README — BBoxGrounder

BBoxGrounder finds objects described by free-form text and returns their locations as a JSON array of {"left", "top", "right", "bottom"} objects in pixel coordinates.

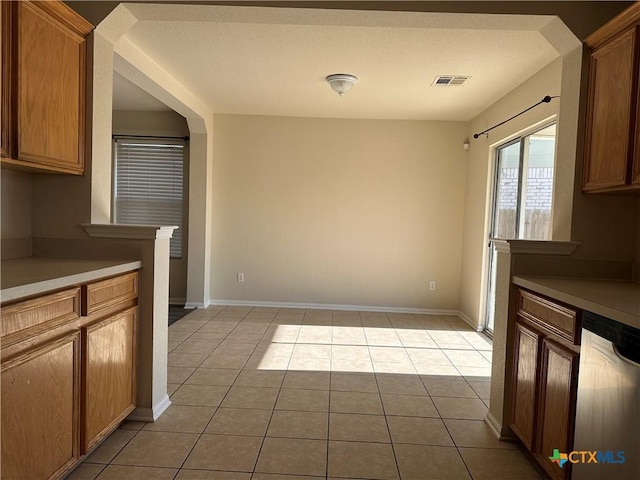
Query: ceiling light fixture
[{"left": 326, "top": 73, "right": 358, "bottom": 97}]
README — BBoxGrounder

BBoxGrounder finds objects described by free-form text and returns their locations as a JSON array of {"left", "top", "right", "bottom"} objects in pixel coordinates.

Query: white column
[
  {"left": 185, "top": 129, "right": 212, "bottom": 308},
  {"left": 486, "top": 240, "right": 515, "bottom": 437},
  {"left": 83, "top": 224, "right": 177, "bottom": 421},
  {"left": 485, "top": 239, "right": 579, "bottom": 437}
]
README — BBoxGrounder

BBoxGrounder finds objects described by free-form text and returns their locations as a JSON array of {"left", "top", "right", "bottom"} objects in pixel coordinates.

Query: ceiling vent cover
[{"left": 432, "top": 75, "right": 470, "bottom": 86}]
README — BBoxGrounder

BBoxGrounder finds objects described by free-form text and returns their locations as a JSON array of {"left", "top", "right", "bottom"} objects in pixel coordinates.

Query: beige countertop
[
  {"left": 513, "top": 276, "right": 640, "bottom": 330},
  {"left": 1, "top": 257, "right": 142, "bottom": 303}
]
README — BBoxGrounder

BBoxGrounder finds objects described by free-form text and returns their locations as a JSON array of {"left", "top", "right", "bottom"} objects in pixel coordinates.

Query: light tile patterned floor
[{"left": 70, "top": 306, "right": 543, "bottom": 480}]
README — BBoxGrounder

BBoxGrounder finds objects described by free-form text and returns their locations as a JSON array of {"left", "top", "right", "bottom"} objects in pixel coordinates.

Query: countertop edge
[
  {"left": 1, "top": 260, "right": 142, "bottom": 304},
  {"left": 513, "top": 276, "right": 640, "bottom": 330}
]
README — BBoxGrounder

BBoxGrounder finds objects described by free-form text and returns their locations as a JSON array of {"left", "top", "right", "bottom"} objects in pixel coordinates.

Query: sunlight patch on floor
[{"left": 256, "top": 325, "right": 492, "bottom": 377}]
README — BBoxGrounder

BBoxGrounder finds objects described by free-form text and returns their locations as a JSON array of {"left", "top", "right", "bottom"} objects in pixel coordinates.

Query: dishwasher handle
[
  {"left": 614, "top": 342, "right": 640, "bottom": 365},
  {"left": 582, "top": 311, "right": 640, "bottom": 364}
]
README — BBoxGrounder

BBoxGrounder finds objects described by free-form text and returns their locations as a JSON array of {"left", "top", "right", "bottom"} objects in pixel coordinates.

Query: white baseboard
[
  {"left": 457, "top": 310, "right": 483, "bottom": 332},
  {"left": 485, "top": 411, "right": 518, "bottom": 442},
  {"left": 485, "top": 411, "right": 503, "bottom": 438},
  {"left": 127, "top": 395, "right": 171, "bottom": 422},
  {"left": 184, "top": 300, "right": 211, "bottom": 309},
  {"left": 208, "top": 298, "right": 462, "bottom": 316}
]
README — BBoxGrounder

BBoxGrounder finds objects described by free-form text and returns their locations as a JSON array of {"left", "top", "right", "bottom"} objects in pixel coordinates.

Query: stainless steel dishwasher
[{"left": 572, "top": 311, "right": 640, "bottom": 480}]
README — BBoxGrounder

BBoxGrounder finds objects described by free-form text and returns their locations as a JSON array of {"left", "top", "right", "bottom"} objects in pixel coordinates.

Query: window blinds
[{"left": 113, "top": 138, "right": 185, "bottom": 258}]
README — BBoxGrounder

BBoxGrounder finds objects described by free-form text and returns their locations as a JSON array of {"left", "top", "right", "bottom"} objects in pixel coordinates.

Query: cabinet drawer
[
  {"left": 1, "top": 287, "right": 81, "bottom": 338},
  {"left": 82, "top": 272, "right": 138, "bottom": 315},
  {"left": 517, "top": 289, "right": 579, "bottom": 344}
]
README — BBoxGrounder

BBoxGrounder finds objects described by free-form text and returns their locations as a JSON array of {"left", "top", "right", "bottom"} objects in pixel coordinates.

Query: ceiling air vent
[{"left": 432, "top": 75, "right": 470, "bottom": 86}]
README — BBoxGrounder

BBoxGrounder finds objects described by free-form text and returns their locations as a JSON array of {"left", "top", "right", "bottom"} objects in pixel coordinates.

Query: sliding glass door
[{"left": 485, "top": 123, "right": 556, "bottom": 333}]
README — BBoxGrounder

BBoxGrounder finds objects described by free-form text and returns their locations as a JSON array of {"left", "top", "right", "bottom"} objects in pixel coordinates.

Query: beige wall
[
  {"left": 570, "top": 190, "right": 639, "bottom": 262},
  {"left": 112, "top": 110, "right": 189, "bottom": 138},
  {"left": 210, "top": 114, "right": 468, "bottom": 310},
  {"left": 31, "top": 171, "right": 93, "bottom": 240},
  {"left": 459, "top": 59, "right": 562, "bottom": 328},
  {"left": 1, "top": 170, "right": 33, "bottom": 258},
  {"left": 112, "top": 110, "right": 190, "bottom": 302}
]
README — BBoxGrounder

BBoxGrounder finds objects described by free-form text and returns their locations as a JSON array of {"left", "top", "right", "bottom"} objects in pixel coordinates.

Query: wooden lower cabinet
[
  {"left": 0, "top": 271, "right": 139, "bottom": 480},
  {"left": 83, "top": 307, "right": 137, "bottom": 451},
  {"left": 510, "top": 322, "right": 541, "bottom": 450},
  {"left": 535, "top": 340, "right": 579, "bottom": 480},
  {"left": 1, "top": 331, "right": 81, "bottom": 480},
  {"left": 510, "top": 288, "right": 580, "bottom": 480}
]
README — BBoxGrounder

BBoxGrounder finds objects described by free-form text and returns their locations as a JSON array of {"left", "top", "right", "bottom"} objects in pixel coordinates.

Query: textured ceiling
[{"left": 112, "top": 5, "right": 561, "bottom": 120}]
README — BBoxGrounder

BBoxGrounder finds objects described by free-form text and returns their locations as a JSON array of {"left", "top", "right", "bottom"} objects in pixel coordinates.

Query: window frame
[
  {"left": 489, "top": 120, "right": 557, "bottom": 241},
  {"left": 485, "top": 120, "right": 557, "bottom": 334}
]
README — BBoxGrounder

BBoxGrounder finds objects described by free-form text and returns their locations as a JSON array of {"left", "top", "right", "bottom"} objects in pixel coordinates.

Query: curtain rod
[
  {"left": 473, "top": 95, "right": 560, "bottom": 140},
  {"left": 113, "top": 134, "right": 189, "bottom": 141}
]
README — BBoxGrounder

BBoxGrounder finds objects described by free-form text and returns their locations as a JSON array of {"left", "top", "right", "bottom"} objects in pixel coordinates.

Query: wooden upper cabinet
[
  {"left": 584, "top": 28, "right": 636, "bottom": 191},
  {"left": 1, "top": 1, "right": 92, "bottom": 174},
  {"left": 583, "top": 3, "right": 640, "bottom": 193},
  {"left": 1, "top": 2, "right": 13, "bottom": 159}
]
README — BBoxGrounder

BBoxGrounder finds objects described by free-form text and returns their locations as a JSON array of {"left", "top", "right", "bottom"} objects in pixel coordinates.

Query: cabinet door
[
  {"left": 83, "top": 308, "right": 137, "bottom": 451},
  {"left": 14, "top": 1, "right": 89, "bottom": 174},
  {"left": 583, "top": 27, "right": 637, "bottom": 192},
  {"left": 1, "top": 331, "right": 81, "bottom": 480},
  {"left": 535, "top": 339, "right": 578, "bottom": 480},
  {"left": 631, "top": 65, "right": 640, "bottom": 186},
  {"left": 510, "top": 321, "right": 541, "bottom": 450},
  {"left": 0, "top": 1, "right": 14, "bottom": 159}
]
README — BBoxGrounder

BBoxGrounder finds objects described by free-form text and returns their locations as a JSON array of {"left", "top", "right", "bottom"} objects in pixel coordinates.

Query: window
[
  {"left": 485, "top": 123, "right": 556, "bottom": 333},
  {"left": 113, "top": 137, "right": 185, "bottom": 258},
  {"left": 492, "top": 123, "right": 556, "bottom": 241}
]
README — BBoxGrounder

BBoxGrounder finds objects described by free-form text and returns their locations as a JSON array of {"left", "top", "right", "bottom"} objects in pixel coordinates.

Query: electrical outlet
[
  {"left": 237, "top": 273, "right": 245, "bottom": 282},
  {"left": 429, "top": 281, "right": 436, "bottom": 291}
]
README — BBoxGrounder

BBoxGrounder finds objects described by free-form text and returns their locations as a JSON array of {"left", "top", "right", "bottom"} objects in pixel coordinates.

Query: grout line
[
  {"left": 441, "top": 417, "right": 476, "bottom": 480},
  {"left": 86, "top": 423, "right": 144, "bottom": 472},
  {"left": 250, "top": 308, "right": 294, "bottom": 475},
  {"left": 325, "top": 309, "right": 334, "bottom": 480},
  {"left": 95, "top": 464, "right": 108, "bottom": 479},
  {"left": 172, "top": 307, "right": 265, "bottom": 475},
  {"left": 103, "top": 306, "right": 498, "bottom": 479},
  {"left": 369, "top": 311, "right": 402, "bottom": 480}
]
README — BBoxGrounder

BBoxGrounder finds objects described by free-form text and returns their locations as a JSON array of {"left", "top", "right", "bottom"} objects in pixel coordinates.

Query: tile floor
[{"left": 70, "top": 306, "right": 543, "bottom": 480}]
